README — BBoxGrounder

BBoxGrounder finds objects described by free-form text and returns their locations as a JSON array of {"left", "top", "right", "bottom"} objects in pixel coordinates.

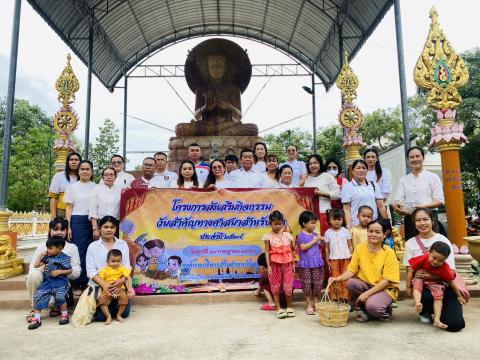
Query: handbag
[
  {"left": 414, "top": 236, "right": 470, "bottom": 303},
  {"left": 71, "top": 286, "right": 97, "bottom": 327}
]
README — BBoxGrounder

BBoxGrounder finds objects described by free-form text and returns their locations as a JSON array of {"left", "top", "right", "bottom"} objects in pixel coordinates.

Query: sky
[{"left": 0, "top": 0, "right": 479, "bottom": 169}]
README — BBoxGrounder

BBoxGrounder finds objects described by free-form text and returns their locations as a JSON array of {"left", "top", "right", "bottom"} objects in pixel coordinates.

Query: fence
[{"left": 8, "top": 211, "right": 50, "bottom": 237}]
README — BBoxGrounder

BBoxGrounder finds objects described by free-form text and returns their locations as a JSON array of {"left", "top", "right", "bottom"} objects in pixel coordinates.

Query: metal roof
[{"left": 27, "top": 0, "right": 393, "bottom": 91}]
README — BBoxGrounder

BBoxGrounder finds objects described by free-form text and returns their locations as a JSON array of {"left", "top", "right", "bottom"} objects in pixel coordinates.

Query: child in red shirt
[{"left": 406, "top": 241, "right": 466, "bottom": 329}]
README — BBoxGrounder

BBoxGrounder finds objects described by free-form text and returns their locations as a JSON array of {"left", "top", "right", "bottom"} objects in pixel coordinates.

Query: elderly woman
[
  {"left": 90, "top": 167, "right": 122, "bottom": 239},
  {"left": 403, "top": 208, "right": 465, "bottom": 332},
  {"left": 329, "top": 219, "right": 400, "bottom": 322},
  {"left": 342, "top": 159, "right": 388, "bottom": 228},
  {"left": 86, "top": 216, "right": 134, "bottom": 322},
  {"left": 392, "top": 146, "right": 444, "bottom": 241}
]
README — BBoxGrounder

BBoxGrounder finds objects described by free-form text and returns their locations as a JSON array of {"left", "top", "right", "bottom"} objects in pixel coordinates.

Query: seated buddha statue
[{"left": 175, "top": 38, "right": 258, "bottom": 137}]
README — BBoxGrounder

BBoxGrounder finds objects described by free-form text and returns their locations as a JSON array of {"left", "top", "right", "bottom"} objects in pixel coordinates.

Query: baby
[
  {"left": 406, "top": 241, "right": 466, "bottom": 329},
  {"left": 97, "top": 249, "right": 131, "bottom": 324}
]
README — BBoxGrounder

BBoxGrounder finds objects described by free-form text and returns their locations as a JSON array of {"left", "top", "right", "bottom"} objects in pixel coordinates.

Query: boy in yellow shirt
[
  {"left": 97, "top": 249, "right": 131, "bottom": 324},
  {"left": 350, "top": 205, "right": 373, "bottom": 248}
]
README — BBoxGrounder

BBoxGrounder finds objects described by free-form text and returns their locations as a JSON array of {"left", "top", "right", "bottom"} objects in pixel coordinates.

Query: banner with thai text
[{"left": 120, "top": 188, "right": 317, "bottom": 294}]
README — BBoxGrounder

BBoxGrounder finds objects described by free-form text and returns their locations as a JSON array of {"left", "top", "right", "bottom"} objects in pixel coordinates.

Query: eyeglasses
[
  {"left": 143, "top": 164, "right": 155, "bottom": 168},
  {"left": 111, "top": 161, "right": 123, "bottom": 164}
]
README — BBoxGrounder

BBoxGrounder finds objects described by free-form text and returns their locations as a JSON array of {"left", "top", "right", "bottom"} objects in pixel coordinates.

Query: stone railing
[{"left": 8, "top": 211, "right": 50, "bottom": 237}]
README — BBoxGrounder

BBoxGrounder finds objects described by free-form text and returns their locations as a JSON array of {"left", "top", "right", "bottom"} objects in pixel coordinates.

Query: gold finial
[
  {"left": 55, "top": 54, "right": 80, "bottom": 106},
  {"left": 414, "top": 7, "right": 469, "bottom": 110},
  {"left": 336, "top": 51, "right": 359, "bottom": 104}
]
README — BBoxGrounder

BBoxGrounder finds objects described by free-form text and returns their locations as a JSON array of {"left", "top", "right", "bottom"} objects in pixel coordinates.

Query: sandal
[
  {"left": 286, "top": 308, "right": 296, "bottom": 318},
  {"left": 26, "top": 310, "right": 35, "bottom": 323},
  {"left": 59, "top": 314, "right": 69, "bottom": 325},
  {"left": 356, "top": 311, "right": 370, "bottom": 323},
  {"left": 306, "top": 309, "right": 316, "bottom": 315},
  {"left": 28, "top": 318, "right": 42, "bottom": 330},
  {"left": 49, "top": 309, "right": 60, "bottom": 317},
  {"left": 276, "top": 309, "right": 288, "bottom": 319}
]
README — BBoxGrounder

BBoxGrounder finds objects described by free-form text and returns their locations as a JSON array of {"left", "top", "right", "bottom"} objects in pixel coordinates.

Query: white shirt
[
  {"left": 89, "top": 183, "right": 121, "bottom": 220},
  {"left": 194, "top": 163, "right": 210, "bottom": 184},
  {"left": 64, "top": 181, "right": 96, "bottom": 216},
  {"left": 29, "top": 241, "right": 81, "bottom": 280},
  {"left": 403, "top": 233, "right": 455, "bottom": 270},
  {"left": 394, "top": 170, "right": 444, "bottom": 208},
  {"left": 170, "top": 180, "right": 203, "bottom": 189},
  {"left": 211, "top": 179, "right": 233, "bottom": 189},
  {"left": 262, "top": 173, "right": 279, "bottom": 188},
  {"left": 153, "top": 170, "right": 178, "bottom": 188},
  {"left": 304, "top": 173, "right": 341, "bottom": 212},
  {"left": 229, "top": 168, "right": 264, "bottom": 188},
  {"left": 114, "top": 171, "right": 135, "bottom": 189},
  {"left": 49, "top": 171, "right": 77, "bottom": 195},
  {"left": 86, "top": 237, "right": 131, "bottom": 286},
  {"left": 325, "top": 227, "right": 352, "bottom": 260},
  {"left": 366, "top": 168, "right": 392, "bottom": 201},
  {"left": 279, "top": 159, "right": 307, "bottom": 186},
  {"left": 341, "top": 179, "right": 383, "bottom": 226},
  {"left": 253, "top": 161, "right": 266, "bottom": 173},
  {"left": 278, "top": 182, "right": 295, "bottom": 188}
]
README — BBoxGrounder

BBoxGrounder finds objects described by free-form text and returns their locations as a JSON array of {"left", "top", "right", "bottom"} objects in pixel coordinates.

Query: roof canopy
[{"left": 27, "top": 0, "right": 393, "bottom": 91}]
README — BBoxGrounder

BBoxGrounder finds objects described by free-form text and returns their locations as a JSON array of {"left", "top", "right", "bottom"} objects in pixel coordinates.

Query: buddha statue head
[{"left": 207, "top": 54, "right": 226, "bottom": 81}]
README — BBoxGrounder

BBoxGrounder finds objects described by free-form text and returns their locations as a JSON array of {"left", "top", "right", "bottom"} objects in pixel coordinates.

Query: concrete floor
[{"left": 1, "top": 299, "right": 479, "bottom": 360}]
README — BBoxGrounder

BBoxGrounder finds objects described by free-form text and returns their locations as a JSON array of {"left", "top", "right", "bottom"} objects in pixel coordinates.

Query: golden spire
[
  {"left": 55, "top": 54, "right": 80, "bottom": 107},
  {"left": 336, "top": 50, "right": 359, "bottom": 104},
  {"left": 413, "top": 7, "right": 469, "bottom": 110}
]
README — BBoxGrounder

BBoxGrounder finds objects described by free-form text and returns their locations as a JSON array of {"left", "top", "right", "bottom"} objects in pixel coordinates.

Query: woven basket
[{"left": 317, "top": 283, "right": 350, "bottom": 327}]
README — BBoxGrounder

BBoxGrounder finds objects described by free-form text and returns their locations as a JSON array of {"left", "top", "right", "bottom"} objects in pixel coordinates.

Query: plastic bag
[{"left": 71, "top": 286, "right": 97, "bottom": 327}]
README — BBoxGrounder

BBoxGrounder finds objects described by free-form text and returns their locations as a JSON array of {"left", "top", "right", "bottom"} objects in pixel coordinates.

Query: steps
[{"left": 1, "top": 274, "right": 479, "bottom": 310}]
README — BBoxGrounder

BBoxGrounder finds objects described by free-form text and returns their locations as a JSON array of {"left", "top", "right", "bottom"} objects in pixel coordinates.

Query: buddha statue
[{"left": 175, "top": 38, "right": 258, "bottom": 137}]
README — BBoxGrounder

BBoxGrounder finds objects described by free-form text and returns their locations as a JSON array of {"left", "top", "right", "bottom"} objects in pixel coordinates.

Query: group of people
[{"left": 26, "top": 141, "right": 464, "bottom": 331}]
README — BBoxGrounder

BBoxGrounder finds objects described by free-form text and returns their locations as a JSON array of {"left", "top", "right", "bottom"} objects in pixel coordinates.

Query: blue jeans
[{"left": 92, "top": 286, "right": 131, "bottom": 321}]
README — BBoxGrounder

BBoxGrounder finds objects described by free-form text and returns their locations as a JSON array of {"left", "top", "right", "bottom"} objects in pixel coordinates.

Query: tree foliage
[
  {"left": 88, "top": 118, "right": 119, "bottom": 182},
  {"left": 360, "top": 108, "right": 403, "bottom": 149},
  {"left": 263, "top": 128, "right": 312, "bottom": 163},
  {"left": 315, "top": 125, "right": 344, "bottom": 163},
  {"left": 0, "top": 98, "right": 52, "bottom": 211}
]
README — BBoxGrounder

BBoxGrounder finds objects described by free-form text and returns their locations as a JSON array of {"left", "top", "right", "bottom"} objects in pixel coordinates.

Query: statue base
[
  {"left": 454, "top": 254, "right": 478, "bottom": 285},
  {"left": 175, "top": 120, "right": 259, "bottom": 137},
  {"left": 168, "top": 135, "right": 263, "bottom": 171}
]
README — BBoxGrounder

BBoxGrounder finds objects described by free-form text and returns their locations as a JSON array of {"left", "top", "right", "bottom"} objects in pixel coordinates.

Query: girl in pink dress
[{"left": 263, "top": 210, "right": 295, "bottom": 319}]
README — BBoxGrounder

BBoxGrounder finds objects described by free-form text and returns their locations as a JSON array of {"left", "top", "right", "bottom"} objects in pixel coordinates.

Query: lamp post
[{"left": 302, "top": 73, "right": 322, "bottom": 154}]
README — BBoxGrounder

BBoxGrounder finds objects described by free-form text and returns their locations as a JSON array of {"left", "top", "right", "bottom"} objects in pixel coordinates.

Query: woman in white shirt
[
  {"left": 253, "top": 142, "right": 267, "bottom": 173},
  {"left": 64, "top": 160, "right": 97, "bottom": 287},
  {"left": 403, "top": 208, "right": 464, "bottom": 332},
  {"left": 278, "top": 164, "right": 295, "bottom": 188},
  {"left": 303, "top": 154, "right": 341, "bottom": 235},
  {"left": 341, "top": 159, "right": 388, "bottom": 228},
  {"left": 204, "top": 159, "right": 232, "bottom": 189},
  {"left": 364, "top": 148, "right": 392, "bottom": 201},
  {"left": 90, "top": 167, "right": 121, "bottom": 239},
  {"left": 262, "top": 154, "right": 279, "bottom": 188},
  {"left": 173, "top": 160, "right": 200, "bottom": 189},
  {"left": 48, "top": 152, "right": 81, "bottom": 218},
  {"left": 85, "top": 215, "right": 134, "bottom": 322}
]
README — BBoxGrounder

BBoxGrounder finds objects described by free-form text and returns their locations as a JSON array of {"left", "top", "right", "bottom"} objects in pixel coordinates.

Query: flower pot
[{"left": 464, "top": 236, "right": 480, "bottom": 263}]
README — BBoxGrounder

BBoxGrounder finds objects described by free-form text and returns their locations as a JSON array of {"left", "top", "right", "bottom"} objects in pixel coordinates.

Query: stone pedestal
[
  {"left": 454, "top": 254, "right": 478, "bottom": 285},
  {"left": 167, "top": 135, "right": 263, "bottom": 171},
  {"left": 0, "top": 210, "right": 24, "bottom": 280}
]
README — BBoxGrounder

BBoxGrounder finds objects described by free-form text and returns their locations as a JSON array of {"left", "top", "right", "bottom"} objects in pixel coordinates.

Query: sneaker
[
  {"left": 390, "top": 302, "right": 398, "bottom": 308},
  {"left": 419, "top": 314, "right": 431, "bottom": 323},
  {"left": 28, "top": 318, "right": 42, "bottom": 330},
  {"left": 59, "top": 314, "right": 69, "bottom": 325}
]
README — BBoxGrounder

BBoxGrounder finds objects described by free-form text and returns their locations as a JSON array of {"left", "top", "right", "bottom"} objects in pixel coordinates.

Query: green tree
[
  {"left": 263, "top": 128, "right": 312, "bottom": 163},
  {"left": 89, "top": 118, "right": 120, "bottom": 182},
  {"left": 360, "top": 108, "right": 403, "bottom": 150},
  {"left": 315, "top": 125, "right": 344, "bottom": 163}
]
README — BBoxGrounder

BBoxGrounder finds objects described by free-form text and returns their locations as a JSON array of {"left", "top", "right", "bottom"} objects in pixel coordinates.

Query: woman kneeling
[{"left": 329, "top": 219, "right": 399, "bottom": 322}]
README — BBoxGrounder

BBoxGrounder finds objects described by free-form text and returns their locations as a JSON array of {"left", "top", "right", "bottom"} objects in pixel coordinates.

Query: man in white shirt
[
  {"left": 224, "top": 154, "right": 239, "bottom": 181},
  {"left": 130, "top": 157, "right": 157, "bottom": 189},
  {"left": 392, "top": 146, "right": 444, "bottom": 240},
  {"left": 229, "top": 149, "right": 264, "bottom": 188},
  {"left": 110, "top": 155, "right": 135, "bottom": 189},
  {"left": 280, "top": 144, "right": 307, "bottom": 186},
  {"left": 187, "top": 143, "right": 209, "bottom": 184},
  {"left": 152, "top": 151, "right": 178, "bottom": 188}
]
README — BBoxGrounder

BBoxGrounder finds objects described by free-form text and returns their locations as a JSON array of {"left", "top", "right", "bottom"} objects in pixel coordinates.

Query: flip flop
[
  {"left": 356, "top": 311, "right": 370, "bottom": 323},
  {"left": 306, "top": 309, "right": 315, "bottom": 315},
  {"left": 260, "top": 303, "right": 276, "bottom": 311},
  {"left": 26, "top": 310, "right": 35, "bottom": 323},
  {"left": 276, "top": 309, "right": 288, "bottom": 319},
  {"left": 286, "top": 308, "right": 296, "bottom": 318}
]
